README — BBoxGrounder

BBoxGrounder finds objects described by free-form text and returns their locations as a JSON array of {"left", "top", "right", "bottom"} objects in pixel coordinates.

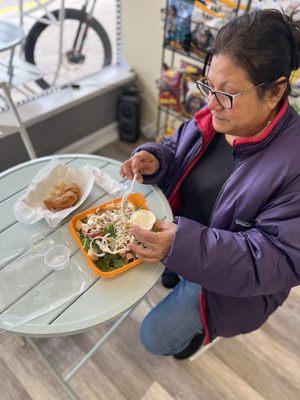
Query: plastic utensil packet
[
  {"left": 0, "top": 227, "right": 95, "bottom": 333},
  {"left": 93, "top": 166, "right": 127, "bottom": 196},
  {"left": 13, "top": 159, "right": 94, "bottom": 228}
]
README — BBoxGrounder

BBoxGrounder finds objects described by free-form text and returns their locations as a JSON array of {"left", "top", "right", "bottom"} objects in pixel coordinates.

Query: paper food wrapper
[{"left": 13, "top": 159, "right": 94, "bottom": 228}]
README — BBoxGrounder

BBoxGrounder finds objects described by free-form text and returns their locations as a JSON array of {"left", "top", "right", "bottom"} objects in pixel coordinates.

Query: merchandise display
[
  {"left": 158, "top": 61, "right": 205, "bottom": 117},
  {"left": 157, "top": 0, "right": 247, "bottom": 140},
  {"left": 158, "top": 64, "right": 183, "bottom": 111},
  {"left": 166, "top": 0, "right": 194, "bottom": 50},
  {"left": 181, "top": 61, "right": 206, "bottom": 116},
  {"left": 157, "top": 0, "right": 300, "bottom": 141}
]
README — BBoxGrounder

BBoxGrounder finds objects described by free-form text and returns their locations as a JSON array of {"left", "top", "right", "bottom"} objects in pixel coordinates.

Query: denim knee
[
  {"left": 140, "top": 280, "right": 203, "bottom": 356},
  {"left": 140, "top": 312, "right": 173, "bottom": 356}
]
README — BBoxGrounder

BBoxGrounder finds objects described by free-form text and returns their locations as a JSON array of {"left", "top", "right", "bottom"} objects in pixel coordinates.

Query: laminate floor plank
[
  {"left": 141, "top": 381, "right": 175, "bottom": 400},
  {"left": 209, "top": 335, "right": 264, "bottom": 384},
  {"left": 0, "top": 355, "right": 33, "bottom": 400},
  {"left": 242, "top": 329, "right": 300, "bottom": 392},
  {"left": 0, "top": 336, "right": 69, "bottom": 400},
  {"left": 249, "top": 360, "right": 300, "bottom": 400},
  {"left": 189, "top": 351, "right": 266, "bottom": 400},
  {"left": 69, "top": 359, "right": 128, "bottom": 400}
]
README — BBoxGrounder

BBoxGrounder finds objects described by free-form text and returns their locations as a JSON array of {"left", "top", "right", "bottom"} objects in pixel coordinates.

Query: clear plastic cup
[
  {"left": 44, "top": 245, "right": 70, "bottom": 270},
  {"left": 29, "top": 232, "right": 54, "bottom": 257}
]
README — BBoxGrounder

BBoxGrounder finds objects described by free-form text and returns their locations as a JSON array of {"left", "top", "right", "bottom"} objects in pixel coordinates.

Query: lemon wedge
[{"left": 130, "top": 210, "right": 156, "bottom": 231}]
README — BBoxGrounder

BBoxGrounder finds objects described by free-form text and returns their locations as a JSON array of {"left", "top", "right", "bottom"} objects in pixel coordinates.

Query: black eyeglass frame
[{"left": 195, "top": 80, "right": 267, "bottom": 110}]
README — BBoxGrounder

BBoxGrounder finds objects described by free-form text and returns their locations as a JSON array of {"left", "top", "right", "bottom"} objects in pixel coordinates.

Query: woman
[{"left": 120, "top": 9, "right": 300, "bottom": 359}]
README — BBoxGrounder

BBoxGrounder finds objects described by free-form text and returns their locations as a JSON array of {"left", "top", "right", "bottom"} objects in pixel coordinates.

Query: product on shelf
[
  {"left": 166, "top": 0, "right": 194, "bottom": 50},
  {"left": 218, "top": 0, "right": 248, "bottom": 11},
  {"left": 191, "top": 1, "right": 231, "bottom": 54},
  {"left": 156, "top": 117, "right": 184, "bottom": 143},
  {"left": 189, "top": 22, "right": 215, "bottom": 55},
  {"left": 193, "top": 0, "right": 226, "bottom": 18},
  {"left": 158, "top": 63, "right": 183, "bottom": 111},
  {"left": 251, "top": 0, "right": 298, "bottom": 13},
  {"left": 291, "top": 69, "right": 300, "bottom": 97},
  {"left": 181, "top": 60, "right": 206, "bottom": 116},
  {"left": 158, "top": 60, "right": 206, "bottom": 118}
]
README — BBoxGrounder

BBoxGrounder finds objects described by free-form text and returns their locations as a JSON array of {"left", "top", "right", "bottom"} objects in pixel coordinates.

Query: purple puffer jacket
[{"left": 133, "top": 100, "right": 300, "bottom": 343}]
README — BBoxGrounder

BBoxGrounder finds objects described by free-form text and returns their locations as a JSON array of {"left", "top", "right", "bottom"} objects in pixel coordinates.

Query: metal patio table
[{"left": 0, "top": 154, "right": 173, "bottom": 400}]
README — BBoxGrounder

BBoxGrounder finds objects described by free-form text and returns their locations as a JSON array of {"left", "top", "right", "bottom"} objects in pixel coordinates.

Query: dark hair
[{"left": 213, "top": 9, "right": 300, "bottom": 102}]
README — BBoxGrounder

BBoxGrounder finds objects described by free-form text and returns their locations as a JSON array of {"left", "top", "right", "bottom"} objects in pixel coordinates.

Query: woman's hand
[
  {"left": 120, "top": 151, "right": 160, "bottom": 183},
  {"left": 128, "top": 220, "right": 177, "bottom": 263}
]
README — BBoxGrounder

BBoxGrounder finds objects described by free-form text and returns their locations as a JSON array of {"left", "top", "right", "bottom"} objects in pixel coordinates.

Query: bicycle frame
[
  {"left": 18, "top": 0, "right": 99, "bottom": 86},
  {"left": 72, "top": 0, "right": 98, "bottom": 56},
  {"left": 18, "top": 0, "right": 65, "bottom": 85},
  {"left": 19, "top": 1, "right": 62, "bottom": 26}
]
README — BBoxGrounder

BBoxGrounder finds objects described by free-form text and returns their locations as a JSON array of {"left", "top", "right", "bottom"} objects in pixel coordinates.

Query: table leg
[
  {"left": 24, "top": 306, "right": 135, "bottom": 399},
  {"left": 15, "top": 335, "right": 27, "bottom": 347},
  {"left": 64, "top": 306, "right": 134, "bottom": 381},
  {"left": 143, "top": 295, "right": 156, "bottom": 310}
]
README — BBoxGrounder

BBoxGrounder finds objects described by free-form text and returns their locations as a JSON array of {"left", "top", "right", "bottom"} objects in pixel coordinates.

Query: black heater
[{"left": 117, "top": 85, "right": 140, "bottom": 143}]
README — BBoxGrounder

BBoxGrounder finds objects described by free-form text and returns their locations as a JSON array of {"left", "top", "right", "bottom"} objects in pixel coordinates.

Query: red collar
[
  {"left": 194, "top": 106, "right": 215, "bottom": 147},
  {"left": 193, "top": 99, "right": 289, "bottom": 146}
]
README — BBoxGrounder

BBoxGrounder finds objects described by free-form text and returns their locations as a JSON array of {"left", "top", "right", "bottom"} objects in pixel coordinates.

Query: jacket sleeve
[
  {"left": 163, "top": 183, "right": 300, "bottom": 297},
  {"left": 131, "top": 120, "right": 190, "bottom": 186}
]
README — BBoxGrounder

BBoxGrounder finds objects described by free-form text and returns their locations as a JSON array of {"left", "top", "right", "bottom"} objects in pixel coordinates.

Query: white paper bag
[{"left": 13, "top": 159, "right": 94, "bottom": 227}]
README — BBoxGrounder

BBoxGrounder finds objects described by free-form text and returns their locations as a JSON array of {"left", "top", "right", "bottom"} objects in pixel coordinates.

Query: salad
[{"left": 75, "top": 201, "right": 156, "bottom": 272}]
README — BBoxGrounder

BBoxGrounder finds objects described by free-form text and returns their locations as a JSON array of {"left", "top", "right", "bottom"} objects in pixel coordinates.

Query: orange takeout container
[{"left": 69, "top": 193, "right": 149, "bottom": 278}]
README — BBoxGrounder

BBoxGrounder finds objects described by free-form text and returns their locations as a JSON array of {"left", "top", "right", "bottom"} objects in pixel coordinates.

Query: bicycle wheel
[{"left": 25, "top": 8, "right": 112, "bottom": 89}]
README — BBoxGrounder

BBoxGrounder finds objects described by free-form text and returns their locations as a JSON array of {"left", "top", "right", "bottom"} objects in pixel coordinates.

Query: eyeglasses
[{"left": 195, "top": 79, "right": 267, "bottom": 109}]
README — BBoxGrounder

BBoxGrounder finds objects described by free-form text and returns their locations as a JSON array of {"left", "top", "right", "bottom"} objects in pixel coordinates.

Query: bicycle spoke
[{"left": 24, "top": 8, "right": 112, "bottom": 88}]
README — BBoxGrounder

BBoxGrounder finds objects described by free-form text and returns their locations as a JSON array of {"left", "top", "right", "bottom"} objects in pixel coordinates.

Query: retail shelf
[
  {"left": 163, "top": 44, "right": 207, "bottom": 64},
  {"left": 156, "top": 1, "right": 252, "bottom": 140},
  {"left": 159, "top": 105, "right": 190, "bottom": 122}
]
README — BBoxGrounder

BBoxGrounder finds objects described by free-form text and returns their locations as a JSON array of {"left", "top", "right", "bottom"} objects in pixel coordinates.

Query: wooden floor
[{"left": 1, "top": 137, "right": 300, "bottom": 400}]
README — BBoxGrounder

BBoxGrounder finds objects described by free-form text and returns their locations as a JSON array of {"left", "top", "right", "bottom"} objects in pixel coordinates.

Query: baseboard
[{"left": 55, "top": 122, "right": 119, "bottom": 155}]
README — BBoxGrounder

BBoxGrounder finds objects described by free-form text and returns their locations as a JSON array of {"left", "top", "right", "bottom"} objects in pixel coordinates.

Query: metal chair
[{"left": 0, "top": 21, "right": 41, "bottom": 159}]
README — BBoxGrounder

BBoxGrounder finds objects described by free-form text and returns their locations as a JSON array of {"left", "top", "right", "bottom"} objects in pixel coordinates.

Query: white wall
[{"left": 120, "top": 0, "right": 165, "bottom": 128}]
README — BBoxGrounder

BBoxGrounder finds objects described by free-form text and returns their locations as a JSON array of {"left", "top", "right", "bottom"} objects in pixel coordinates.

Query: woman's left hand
[{"left": 128, "top": 220, "right": 177, "bottom": 263}]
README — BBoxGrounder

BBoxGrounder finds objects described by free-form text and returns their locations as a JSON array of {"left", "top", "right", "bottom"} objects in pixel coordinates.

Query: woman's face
[{"left": 207, "top": 54, "right": 273, "bottom": 138}]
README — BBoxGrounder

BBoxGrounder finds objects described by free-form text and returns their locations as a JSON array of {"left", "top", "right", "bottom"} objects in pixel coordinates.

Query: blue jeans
[{"left": 140, "top": 279, "right": 203, "bottom": 355}]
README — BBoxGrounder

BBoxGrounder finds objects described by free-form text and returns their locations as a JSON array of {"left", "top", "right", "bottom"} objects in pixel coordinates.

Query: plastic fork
[{"left": 121, "top": 173, "right": 137, "bottom": 216}]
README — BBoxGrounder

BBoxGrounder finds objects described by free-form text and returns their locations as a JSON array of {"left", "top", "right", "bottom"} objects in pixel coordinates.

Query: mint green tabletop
[{"left": 0, "top": 154, "right": 173, "bottom": 337}]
